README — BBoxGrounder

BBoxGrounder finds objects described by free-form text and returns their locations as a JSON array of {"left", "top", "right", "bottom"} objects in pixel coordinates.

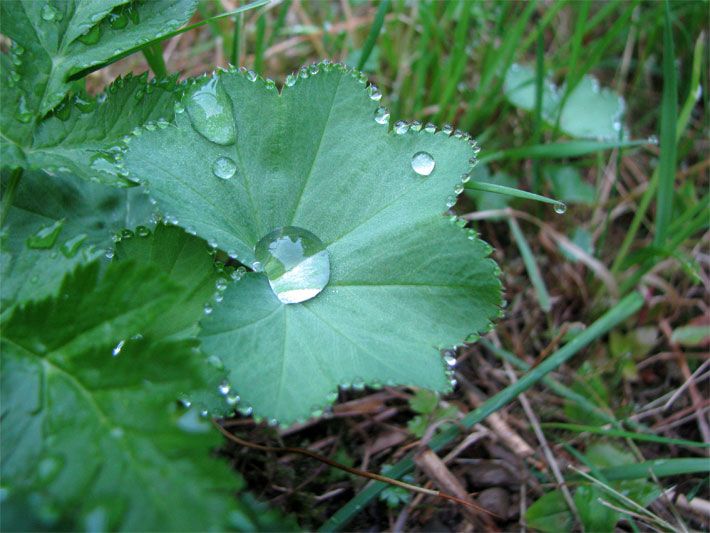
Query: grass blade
[
  {"left": 465, "top": 181, "right": 566, "bottom": 212},
  {"left": 320, "top": 292, "right": 644, "bottom": 532},
  {"left": 141, "top": 43, "right": 167, "bottom": 78},
  {"left": 652, "top": 0, "right": 678, "bottom": 246},
  {"left": 356, "top": 0, "right": 390, "bottom": 71},
  {"left": 508, "top": 217, "right": 551, "bottom": 311},
  {"left": 480, "top": 139, "right": 649, "bottom": 163},
  {"left": 597, "top": 458, "right": 710, "bottom": 481},
  {"left": 611, "top": 33, "right": 703, "bottom": 273},
  {"left": 543, "top": 423, "right": 710, "bottom": 448}
]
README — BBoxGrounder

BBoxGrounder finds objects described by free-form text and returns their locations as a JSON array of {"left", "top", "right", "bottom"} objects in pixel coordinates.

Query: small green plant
[{"left": 0, "top": 0, "right": 502, "bottom": 528}]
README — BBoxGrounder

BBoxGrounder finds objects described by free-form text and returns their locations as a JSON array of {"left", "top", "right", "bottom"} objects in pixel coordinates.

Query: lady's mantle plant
[
  {"left": 122, "top": 64, "right": 503, "bottom": 425},
  {"left": 1, "top": 0, "right": 501, "bottom": 529}
]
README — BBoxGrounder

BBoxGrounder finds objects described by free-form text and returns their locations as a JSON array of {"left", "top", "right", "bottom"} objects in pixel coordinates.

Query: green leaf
[
  {"left": 2, "top": 66, "right": 179, "bottom": 185},
  {"left": 503, "top": 63, "right": 559, "bottom": 122},
  {"left": 113, "top": 223, "right": 232, "bottom": 415},
  {"left": 573, "top": 485, "right": 619, "bottom": 533},
  {"left": 30, "top": 74, "right": 180, "bottom": 185},
  {"left": 543, "top": 165, "right": 596, "bottom": 205},
  {"left": 671, "top": 324, "right": 710, "bottom": 347},
  {"left": 503, "top": 64, "right": 626, "bottom": 140},
  {"left": 123, "top": 64, "right": 502, "bottom": 425},
  {"left": 0, "top": 0, "right": 197, "bottom": 121},
  {"left": 1, "top": 170, "right": 153, "bottom": 315},
  {"left": 525, "top": 491, "right": 574, "bottom": 533},
  {"left": 114, "top": 224, "right": 220, "bottom": 340},
  {"left": 0, "top": 259, "right": 245, "bottom": 531},
  {"left": 409, "top": 389, "right": 440, "bottom": 414}
]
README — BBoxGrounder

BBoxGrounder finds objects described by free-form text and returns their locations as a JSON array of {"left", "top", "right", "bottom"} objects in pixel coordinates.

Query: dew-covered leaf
[
  {"left": 0, "top": 0, "right": 196, "bottom": 118},
  {"left": 503, "top": 63, "right": 626, "bottom": 140},
  {"left": 0, "top": 169, "right": 153, "bottom": 316},
  {"left": 0, "top": 259, "right": 248, "bottom": 531},
  {"left": 2, "top": 68, "right": 179, "bottom": 185},
  {"left": 122, "top": 64, "right": 502, "bottom": 425},
  {"left": 113, "top": 223, "right": 232, "bottom": 414}
]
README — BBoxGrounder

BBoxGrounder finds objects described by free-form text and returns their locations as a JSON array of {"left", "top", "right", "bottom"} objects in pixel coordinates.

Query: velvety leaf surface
[
  {"left": 123, "top": 64, "right": 502, "bottom": 424},
  {"left": 0, "top": 260, "right": 244, "bottom": 531}
]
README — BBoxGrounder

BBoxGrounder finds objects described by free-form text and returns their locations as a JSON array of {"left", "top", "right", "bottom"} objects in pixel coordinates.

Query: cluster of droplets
[
  {"left": 24, "top": 219, "right": 97, "bottom": 262},
  {"left": 283, "top": 60, "right": 369, "bottom": 89}
]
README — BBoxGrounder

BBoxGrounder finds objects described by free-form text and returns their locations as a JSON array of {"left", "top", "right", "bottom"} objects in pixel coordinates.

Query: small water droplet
[
  {"left": 27, "top": 220, "right": 64, "bottom": 249},
  {"left": 647, "top": 135, "right": 659, "bottom": 145},
  {"left": 411, "top": 151, "right": 435, "bottom": 176},
  {"left": 446, "top": 195, "right": 457, "bottom": 208},
  {"left": 444, "top": 353, "right": 457, "bottom": 367},
  {"left": 212, "top": 156, "right": 237, "bottom": 180},
  {"left": 112, "top": 339, "right": 125, "bottom": 357},
  {"left": 136, "top": 226, "right": 151, "bottom": 237},
  {"left": 15, "top": 94, "right": 33, "bottom": 123},
  {"left": 186, "top": 77, "right": 236, "bottom": 145},
  {"left": 204, "top": 304, "right": 213, "bottom": 315},
  {"left": 285, "top": 74, "right": 297, "bottom": 87},
  {"left": 368, "top": 85, "right": 382, "bottom": 101},
  {"left": 394, "top": 121, "right": 409, "bottom": 134},
  {"left": 207, "top": 355, "right": 224, "bottom": 369},
  {"left": 460, "top": 173, "right": 471, "bottom": 184},
  {"left": 424, "top": 123, "right": 436, "bottom": 133},
  {"left": 60, "top": 233, "right": 87, "bottom": 258},
  {"left": 441, "top": 124, "right": 454, "bottom": 135},
  {"left": 326, "top": 391, "right": 338, "bottom": 402},
  {"left": 38, "top": 456, "right": 62, "bottom": 482},
  {"left": 374, "top": 107, "right": 390, "bottom": 125},
  {"left": 254, "top": 227, "right": 330, "bottom": 304},
  {"left": 454, "top": 184, "right": 464, "bottom": 194},
  {"left": 226, "top": 392, "right": 240, "bottom": 406},
  {"left": 218, "top": 379, "right": 231, "bottom": 395},
  {"left": 41, "top": 3, "right": 58, "bottom": 21},
  {"left": 238, "top": 405, "right": 253, "bottom": 416},
  {"left": 410, "top": 120, "right": 422, "bottom": 132},
  {"left": 246, "top": 70, "right": 257, "bottom": 82},
  {"left": 352, "top": 378, "right": 365, "bottom": 391},
  {"left": 109, "top": 11, "right": 129, "bottom": 29},
  {"left": 553, "top": 202, "right": 567, "bottom": 214}
]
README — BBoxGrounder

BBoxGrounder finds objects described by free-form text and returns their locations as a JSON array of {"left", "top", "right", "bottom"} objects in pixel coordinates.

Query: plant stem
[
  {"left": 142, "top": 44, "right": 167, "bottom": 78},
  {"left": 1, "top": 167, "right": 23, "bottom": 227}
]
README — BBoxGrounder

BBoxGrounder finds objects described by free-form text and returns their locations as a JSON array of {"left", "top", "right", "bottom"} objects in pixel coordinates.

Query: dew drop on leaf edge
[
  {"left": 411, "top": 151, "right": 435, "bottom": 176},
  {"left": 254, "top": 226, "right": 330, "bottom": 304},
  {"left": 185, "top": 77, "right": 236, "bottom": 146},
  {"left": 212, "top": 156, "right": 237, "bottom": 180}
]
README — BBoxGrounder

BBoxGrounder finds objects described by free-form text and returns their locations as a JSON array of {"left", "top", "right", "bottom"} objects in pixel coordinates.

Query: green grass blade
[
  {"left": 68, "top": 0, "right": 270, "bottom": 81},
  {"left": 230, "top": 12, "right": 243, "bottom": 66},
  {"left": 543, "top": 423, "right": 710, "bottom": 448},
  {"left": 480, "top": 139, "right": 649, "bottom": 163},
  {"left": 141, "top": 44, "right": 167, "bottom": 78},
  {"left": 320, "top": 292, "right": 644, "bottom": 532},
  {"left": 465, "top": 181, "right": 566, "bottom": 212},
  {"left": 356, "top": 0, "right": 390, "bottom": 71},
  {"left": 508, "top": 217, "right": 551, "bottom": 311},
  {"left": 596, "top": 458, "right": 710, "bottom": 481},
  {"left": 652, "top": 0, "right": 678, "bottom": 246},
  {"left": 253, "top": 14, "right": 267, "bottom": 73},
  {"left": 611, "top": 32, "right": 704, "bottom": 273}
]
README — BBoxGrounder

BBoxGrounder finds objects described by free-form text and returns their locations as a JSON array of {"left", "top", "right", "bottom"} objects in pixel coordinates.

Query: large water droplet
[
  {"left": 254, "top": 226, "right": 330, "bottom": 304},
  {"left": 411, "top": 151, "right": 435, "bottom": 176},
  {"left": 186, "top": 77, "right": 236, "bottom": 145},
  {"left": 212, "top": 156, "right": 237, "bottom": 180},
  {"left": 27, "top": 220, "right": 64, "bottom": 249}
]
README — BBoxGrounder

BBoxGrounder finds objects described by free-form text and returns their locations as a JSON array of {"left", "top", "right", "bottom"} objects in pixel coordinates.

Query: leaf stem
[
  {"left": 1, "top": 167, "right": 23, "bottom": 228},
  {"left": 211, "top": 420, "right": 494, "bottom": 517}
]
